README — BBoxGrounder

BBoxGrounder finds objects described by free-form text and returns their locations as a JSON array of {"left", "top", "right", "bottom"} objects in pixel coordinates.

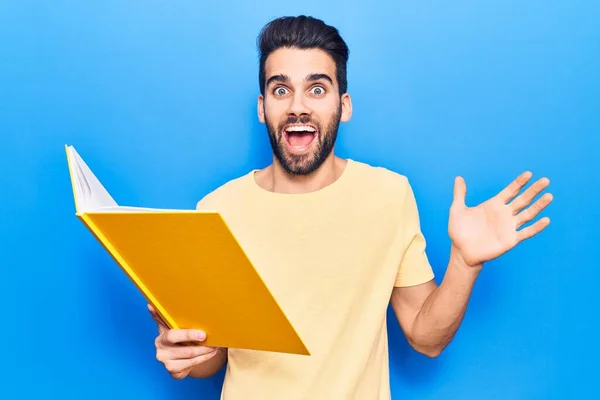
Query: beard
[{"left": 265, "top": 105, "right": 342, "bottom": 176}]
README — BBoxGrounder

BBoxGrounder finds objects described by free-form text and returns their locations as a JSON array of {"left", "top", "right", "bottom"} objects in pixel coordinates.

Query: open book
[{"left": 65, "top": 145, "right": 309, "bottom": 355}]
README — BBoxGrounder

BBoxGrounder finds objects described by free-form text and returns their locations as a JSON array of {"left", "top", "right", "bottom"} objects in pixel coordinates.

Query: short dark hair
[{"left": 257, "top": 16, "right": 349, "bottom": 96}]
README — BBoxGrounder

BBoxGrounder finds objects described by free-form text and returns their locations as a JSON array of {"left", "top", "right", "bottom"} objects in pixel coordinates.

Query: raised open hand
[{"left": 448, "top": 171, "right": 553, "bottom": 268}]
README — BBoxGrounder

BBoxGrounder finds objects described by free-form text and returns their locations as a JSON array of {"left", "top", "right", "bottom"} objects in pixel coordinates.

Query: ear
[
  {"left": 258, "top": 94, "right": 265, "bottom": 124},
  {"left": 340, "top": 93, "right": 352, "bottom": 122}
]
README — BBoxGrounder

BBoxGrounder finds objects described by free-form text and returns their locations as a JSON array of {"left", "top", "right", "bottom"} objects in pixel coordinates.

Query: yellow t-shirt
[{"left": 196, "top": 158, "right": 435, "bottom": 400}]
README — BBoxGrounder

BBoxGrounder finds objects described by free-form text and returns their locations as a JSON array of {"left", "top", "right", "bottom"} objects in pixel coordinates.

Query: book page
[
  {"left": 68, "top": 146, "right": 118, "bottom": 212},
  {"left": 66, "top": 146, "right": 212, "bottom": 214}
]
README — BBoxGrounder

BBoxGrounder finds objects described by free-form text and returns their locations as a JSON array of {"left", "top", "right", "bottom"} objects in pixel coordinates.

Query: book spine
[{"left": 78, "top": 214, "right": 178, "bottom": 330}]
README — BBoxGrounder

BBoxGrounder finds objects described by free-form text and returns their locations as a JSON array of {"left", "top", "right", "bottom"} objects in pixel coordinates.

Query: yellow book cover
[{"left": 65, "top": 145, "right": 309, "bottom": 356}]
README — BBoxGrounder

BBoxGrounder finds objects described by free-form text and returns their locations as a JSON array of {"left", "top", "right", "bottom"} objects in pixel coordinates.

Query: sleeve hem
[{"left": 394, "top": 270, "right": 435, "bottom": 288}]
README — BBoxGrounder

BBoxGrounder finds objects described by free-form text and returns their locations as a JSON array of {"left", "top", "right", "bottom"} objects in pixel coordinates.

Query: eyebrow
[
  {"left": 306, "top": 73, "right": 333, "bottom": 85},
  {"left": 265, "top": 73, "right": 334, "bottom": 88}
]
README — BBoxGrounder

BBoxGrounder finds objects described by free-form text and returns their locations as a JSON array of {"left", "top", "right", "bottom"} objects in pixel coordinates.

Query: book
[{"left": 65, "top": 145, "right": 309, "bottom": 356}]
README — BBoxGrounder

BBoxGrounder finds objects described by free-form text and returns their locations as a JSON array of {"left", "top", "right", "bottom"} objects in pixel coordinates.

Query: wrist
[
  {"left": 449, "top": 244, "right": 483, "bottom": 275},
  {"left": 188, "top": 347, "right": 228, "bottom": 379}
]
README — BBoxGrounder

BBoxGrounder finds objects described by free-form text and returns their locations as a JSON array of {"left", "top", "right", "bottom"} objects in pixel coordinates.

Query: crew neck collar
[{"left": 248, "top": 159, "right": 354, "bottom": 198}]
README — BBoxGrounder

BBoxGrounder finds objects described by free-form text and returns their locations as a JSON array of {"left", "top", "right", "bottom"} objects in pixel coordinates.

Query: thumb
[{"left": 453, "top": 176, "right": 467, "bottom": 206}]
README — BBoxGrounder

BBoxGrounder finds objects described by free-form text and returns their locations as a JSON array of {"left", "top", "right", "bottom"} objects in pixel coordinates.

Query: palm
[{"left": 448, "top": 172, "right": 553, "bottom": 267}]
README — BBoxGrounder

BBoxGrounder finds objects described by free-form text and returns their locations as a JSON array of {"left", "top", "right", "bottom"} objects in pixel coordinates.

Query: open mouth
[{"left": 283, "top": 124, "right": 317, "bottom": 152}]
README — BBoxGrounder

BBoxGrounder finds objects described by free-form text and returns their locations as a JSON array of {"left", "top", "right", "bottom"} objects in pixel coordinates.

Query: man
[{"left": 148, "top": 15, "right": 553, "bottom": 399}]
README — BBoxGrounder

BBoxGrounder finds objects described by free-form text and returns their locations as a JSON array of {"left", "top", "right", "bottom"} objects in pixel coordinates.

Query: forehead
[{"left": 264, "top": 47, "right": 337, "bottom": 84}]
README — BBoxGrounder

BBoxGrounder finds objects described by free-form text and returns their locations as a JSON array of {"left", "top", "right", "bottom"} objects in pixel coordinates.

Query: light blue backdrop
[{"left": 1, "top": 1, "right": 598, "bottom": 399}]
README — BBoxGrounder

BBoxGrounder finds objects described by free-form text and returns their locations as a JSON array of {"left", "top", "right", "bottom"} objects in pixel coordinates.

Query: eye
[
  {"left": 310, "top": 85, "right": 326, "bottom": 97},
  {"left": 273, "top": 86, "right": 289, "bottom": 97}
]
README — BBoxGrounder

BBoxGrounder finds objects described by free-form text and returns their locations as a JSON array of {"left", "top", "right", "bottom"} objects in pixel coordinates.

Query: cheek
[
  {"left": 311, "top": 99, "right": 338, "bottom": 123},
  {"left": 264, "top": 101, "right": 289, "bottom": 122}
]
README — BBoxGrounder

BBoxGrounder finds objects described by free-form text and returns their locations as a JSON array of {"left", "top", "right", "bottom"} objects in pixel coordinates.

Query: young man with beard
[{"left": 148, "top": 15, "right": 553, "bottom": 399}]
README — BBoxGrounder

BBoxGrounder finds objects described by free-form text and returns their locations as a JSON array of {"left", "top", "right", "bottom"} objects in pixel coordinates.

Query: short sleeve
[{"left": 394, "top": 178, "right": 435, "bottom": 287}]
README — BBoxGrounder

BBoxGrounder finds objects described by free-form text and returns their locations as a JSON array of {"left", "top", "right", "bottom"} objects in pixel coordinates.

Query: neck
[{"left": 256, "top": 153, "right": 347, "bottom": 194}]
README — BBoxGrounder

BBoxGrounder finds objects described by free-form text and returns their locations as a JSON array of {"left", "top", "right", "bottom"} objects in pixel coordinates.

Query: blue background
[{"left": 1, "top": 1, "right": 598, "bottom": 399}]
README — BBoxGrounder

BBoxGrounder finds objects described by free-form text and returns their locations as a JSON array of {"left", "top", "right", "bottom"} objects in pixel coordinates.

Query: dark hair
[{"left": 257, "top": 16, "right": 349, "bottom": 96}]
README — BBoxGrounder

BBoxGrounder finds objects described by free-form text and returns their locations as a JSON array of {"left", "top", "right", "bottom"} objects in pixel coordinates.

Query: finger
[
  {"left": 516, "top": 192, "right": 553, "bottom": 227},
  {"left": 167, "top": 345, "right": 220, "bottom": 360},
  {"left": 163, "top": 349, "right": 220, "bottom": 378},
  {"left": 157, "top": 323, "right": 167, "bottom": 336},
  {"left": 148, "top": 305, "right": 169, "bottom": 330},
  {"left": 497, "top": 171, "right": 533, "bottom": 203},
  {"left": 163, "top": 329, "right": 207, "bottom": 345},
  {"left": 517, "top": 217, "right": 551, "bottom": 242},
  {"left": 453, "top": 176, "right": 467, "bottom": 206},
  {"left": 510, "top": 177, "right": 551, "bottom": 214},
  {"left": 153, "top": 315, "right": 169, "bottom": 330}
]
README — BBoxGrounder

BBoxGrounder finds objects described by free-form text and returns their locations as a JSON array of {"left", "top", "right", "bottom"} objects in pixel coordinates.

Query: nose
[{"left": 288, "top": 91, "right": 310, "bottom": 117}]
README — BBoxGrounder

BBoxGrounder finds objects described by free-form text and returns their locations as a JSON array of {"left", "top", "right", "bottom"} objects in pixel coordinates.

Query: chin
[{"left": 279, "top": 149, "right": 329, "bottom": 176}]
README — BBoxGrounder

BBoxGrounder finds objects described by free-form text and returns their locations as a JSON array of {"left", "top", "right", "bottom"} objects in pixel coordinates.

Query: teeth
[{"left": 285, "top": 125, "right": 316, "bottom": 133}]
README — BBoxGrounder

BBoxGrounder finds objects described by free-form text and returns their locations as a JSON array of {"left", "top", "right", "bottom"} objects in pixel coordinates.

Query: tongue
[{"left": 288, "top": 132, "right": 314, "bottom": 147}]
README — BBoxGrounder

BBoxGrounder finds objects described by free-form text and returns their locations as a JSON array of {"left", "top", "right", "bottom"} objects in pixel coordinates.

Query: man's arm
[
  {"left": 392, "top": 172, "right": 551, "bottom": 357},
  {"left": 391, "top": 245, "right": 481, "bottom": 358}
]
